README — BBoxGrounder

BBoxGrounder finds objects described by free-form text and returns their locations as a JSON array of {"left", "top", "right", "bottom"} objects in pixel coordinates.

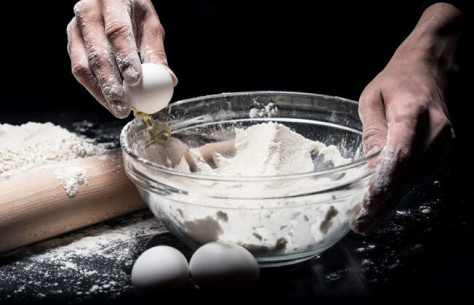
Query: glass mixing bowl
[{"left": 120, "top": 91, "right": 379, "bottom": 267}]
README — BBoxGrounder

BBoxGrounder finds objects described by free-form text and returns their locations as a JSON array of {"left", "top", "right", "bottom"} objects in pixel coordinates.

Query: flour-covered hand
[
  {"left": 66, "top": 0, "right": 177, "bottom": 118},
  {"left": 350, "top": 3, "right": 463, "bottom": 235}
]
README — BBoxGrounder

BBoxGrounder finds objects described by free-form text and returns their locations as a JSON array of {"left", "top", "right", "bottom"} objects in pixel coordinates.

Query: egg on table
[
  {"left": 131, "top": 245, "right": 189, "bottom": 294},
  {"left": 189, "top": 242, "right": 260, "bottom": 289}
]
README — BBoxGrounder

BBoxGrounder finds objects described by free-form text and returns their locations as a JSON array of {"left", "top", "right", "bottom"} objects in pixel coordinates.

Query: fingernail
[
  {"left": 167, "top": 68, "right": 178, "bottom": 86},
  {"left": 109, "top": 100, "right": 130, "bottom": 118}
]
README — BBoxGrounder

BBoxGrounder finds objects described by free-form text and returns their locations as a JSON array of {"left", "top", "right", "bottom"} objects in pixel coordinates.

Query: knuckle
[
  {"left": 105, "top": 21, "right": 132, "bottom": 41},
  {"left": 362, "top": 126, "right": 386, "bottom": 151},
  {"left": 73, "top": 0, "right": 88, "bottom": 17},
  {"left": 147, "top": 19, "right": 166, "bottom": 39},
  {"left": 390, "top": 97, "right": 430, "bottom": 124},
  {"left": 394, "top": 146, "right": 412, "bottom": 164},
  {"left": 71, "top": 61, "right": 93, "bottom": 85},
  {"left": 362, "top": 126, "right": 385, "bottom": 143},
  {"left": 66, "top": 18, "right": 76, "bottom": 32},
  {"left": 71, "top": 60, "right": 87, "bottom": 75},
  {"left": 73, "top": 0, "right": 99, "bottom": 21},
  {"left": 390, "top": 110, "right": 412, "bottom": 125},
  {"left": 86, "top": 48, "right": 107, "bottom": 72},
  {"left": 359, "top": 87, "right": 374, "bottom": 106},
  {"left": 358, "top": 88, "right": 381, "bottom": 113}
]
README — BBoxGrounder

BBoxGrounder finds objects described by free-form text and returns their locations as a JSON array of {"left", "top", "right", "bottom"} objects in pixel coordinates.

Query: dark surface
[
  {"left": 0, "top": 136, "right": 472, "bottom": 304},
  {"left": 1, "top": 0, "right": 473, "bottom": 303}
]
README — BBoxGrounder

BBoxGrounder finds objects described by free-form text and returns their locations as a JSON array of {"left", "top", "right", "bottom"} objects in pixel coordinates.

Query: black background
[
  {"left": 2, "top": 0, "right": 453, "bottom": 121},
  {"left": 1, "top": 0, "right": 471, "bottom": 139},
  {"left": 1, "top": 1, "right": 474, "bottom": 302}
]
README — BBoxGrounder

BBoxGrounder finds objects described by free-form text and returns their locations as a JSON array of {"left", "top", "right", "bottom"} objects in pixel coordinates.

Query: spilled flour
[
  {"left": 0, "top": 210, "right": 168, "bottom": 303},
  {"left": 0, "top": 119, "right": 168, "bottom": 303},
  {"left": 0, "top": 122, "right": 101, "bottom": 196},
  {"left": 55, "top": 166, "right": 88, "bottom": 197}
]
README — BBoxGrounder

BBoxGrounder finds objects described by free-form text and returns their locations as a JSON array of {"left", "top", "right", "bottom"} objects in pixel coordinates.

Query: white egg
[
  {"left": 124, "top": 63, "right": 174, "bottom": 114},
  {"left": 131, "top": 245, "right": 189, "bottom": 294},
  {"left": 189, "top": 242, "right": 260, "bottom": 289}
]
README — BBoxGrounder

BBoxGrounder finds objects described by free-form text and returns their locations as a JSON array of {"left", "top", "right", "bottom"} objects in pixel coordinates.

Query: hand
[
  {"left": 350, "top": 3, "right": 463, "bottom": 235},
  {"left": 142, "top": 137, "right": 236, "bottom": 172},
  {"left": 67, "top": 0, "right": 177, "bottom": 118}
]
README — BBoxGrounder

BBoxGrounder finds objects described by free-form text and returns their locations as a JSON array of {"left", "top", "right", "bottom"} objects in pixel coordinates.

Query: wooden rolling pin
[{"left": 0, "top": 149, "right": 146, "bottom": 254}]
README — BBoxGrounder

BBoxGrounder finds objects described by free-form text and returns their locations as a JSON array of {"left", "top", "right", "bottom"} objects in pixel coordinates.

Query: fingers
[
  {"left": 351, "top": 87, "right": 434, "bottom": 235},
  {"left": 67, "top": 18, "right": 109, "bottom": 110},
  {"left": 103, "top": 0, "right": 142, "bottom": 86},
  {"left": 71, "top": 0, "right": 130, "bottom": 118},
  {"left": 350, "top": 145, "right": 409, "bottom": 235},
  {"left": 351, "top": 82, "right": 421, "bottom": 235},
  {"left": 134, "top": 0, "right": 178, "bottom": 86},
  {"left": 67, "top": 0, "right": 177, "bottom": 118}
]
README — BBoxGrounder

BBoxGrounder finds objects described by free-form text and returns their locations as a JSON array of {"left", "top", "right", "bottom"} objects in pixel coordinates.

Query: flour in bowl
[
  {"left": 188, "top": 122, "right": 350, "bottom": 176},
  {"left": 133, "top": 121, "right": 370, "bottom": 258}
]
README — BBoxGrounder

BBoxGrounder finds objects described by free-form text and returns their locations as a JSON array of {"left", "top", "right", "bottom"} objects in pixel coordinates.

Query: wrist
[{"left": 394, "top": 3, "right": 463, "bottom": 77}]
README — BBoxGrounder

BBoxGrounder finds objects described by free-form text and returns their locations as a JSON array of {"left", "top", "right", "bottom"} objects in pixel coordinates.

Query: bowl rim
[{"left": 120, "top": 90, "right": 382, "bottom": 182}]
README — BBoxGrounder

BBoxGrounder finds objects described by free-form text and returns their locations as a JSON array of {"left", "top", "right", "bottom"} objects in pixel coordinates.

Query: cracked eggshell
[
  {"left": 124, "top": 63, "right": 174, "bottom": 114},
  {"left": 189, "top": 242, "right": 260, "bottom": 289}
]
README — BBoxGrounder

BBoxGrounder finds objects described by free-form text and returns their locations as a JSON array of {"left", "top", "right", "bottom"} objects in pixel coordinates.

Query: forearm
[{"left": 393, "top": 3, "right": 464, "bottom": 82}]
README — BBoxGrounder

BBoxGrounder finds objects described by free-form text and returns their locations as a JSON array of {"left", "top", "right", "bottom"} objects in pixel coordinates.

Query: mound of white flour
[
  {"left": 0, "top": 122, "right": 97, "bottom": 181},
  {"left": 136, "top": 121, "right": 367, "bottom": 256},
  {"left": 177, "top": 122, "right": 349, "bottom": 176},
  {"left": 216, "top": 122, "right": 345, "bottom": 176}
]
